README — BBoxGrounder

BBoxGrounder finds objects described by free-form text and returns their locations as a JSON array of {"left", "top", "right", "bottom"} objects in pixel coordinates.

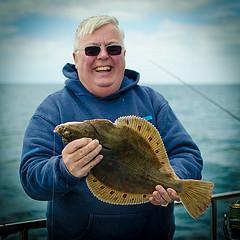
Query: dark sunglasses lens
[
  {"left": 85, "top": 46, "right": 100, "bottom": 56},
  {"left": 107, "top": 45, "right": 122, "bottom": 55}
]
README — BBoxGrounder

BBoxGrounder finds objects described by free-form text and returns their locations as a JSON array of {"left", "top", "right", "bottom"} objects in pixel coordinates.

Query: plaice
[{"left": 54, "top": 115, "right": 214, "bottom": 218}]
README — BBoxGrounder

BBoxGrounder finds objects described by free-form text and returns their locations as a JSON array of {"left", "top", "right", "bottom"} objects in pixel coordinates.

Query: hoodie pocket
[
  {"left": 82, "top": 212, "right": 150, "bottom": 240},
  {"left": 72, "top": 213, "right": 94, "bottom": 240}
]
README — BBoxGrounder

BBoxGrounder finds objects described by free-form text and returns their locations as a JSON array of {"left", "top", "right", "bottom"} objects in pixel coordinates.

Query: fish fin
[
  {"left": 86, "top": 173, "right": 151, "bottom": 205},
  {"left": 179, "top": 179, "right": 214, "bottom": 218},
  {"left": 115, "top": 115, "right": 179, "bottom": 179}
]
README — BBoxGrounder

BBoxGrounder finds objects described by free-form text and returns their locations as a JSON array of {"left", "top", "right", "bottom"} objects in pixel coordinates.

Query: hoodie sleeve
[
  {"left": 147, "top": 88, "right": 203, "bottom": 180},
  {"left": 20, "top": 96, "right": 80, "bottom": 201}
]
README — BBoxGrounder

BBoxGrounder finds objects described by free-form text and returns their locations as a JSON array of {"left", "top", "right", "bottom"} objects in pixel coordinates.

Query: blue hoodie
[{"left": 20, "top": 63, "right": 203, "bottom": 240}]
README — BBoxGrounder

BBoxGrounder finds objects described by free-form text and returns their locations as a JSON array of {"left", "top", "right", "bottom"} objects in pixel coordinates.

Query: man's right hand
[{"left": 61, "top": 138, "right": 103, "bottom": 178}]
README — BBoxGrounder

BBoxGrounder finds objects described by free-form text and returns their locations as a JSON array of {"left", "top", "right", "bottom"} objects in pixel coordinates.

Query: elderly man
[{"left": 20, "top": 15, "right": 203, "bottom": 240}]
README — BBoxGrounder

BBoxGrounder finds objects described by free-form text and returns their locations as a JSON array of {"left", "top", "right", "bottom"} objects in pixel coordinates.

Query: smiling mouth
[{"left": 95, "top": 66, "right": 112, "bottom": 72}]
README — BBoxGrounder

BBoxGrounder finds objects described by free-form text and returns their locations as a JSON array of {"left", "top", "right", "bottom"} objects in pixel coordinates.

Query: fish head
[{"left": 54, "top": 121, "right": 98, "bottom": 143}]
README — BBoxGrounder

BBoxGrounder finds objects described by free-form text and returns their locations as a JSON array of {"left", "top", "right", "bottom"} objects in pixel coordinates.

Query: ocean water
[{"left": 0, "top": 84, "right": 239, "bottom": 240}]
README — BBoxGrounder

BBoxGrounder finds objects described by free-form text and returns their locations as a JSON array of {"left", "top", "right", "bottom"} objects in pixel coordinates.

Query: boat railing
[
  {"left": 1, "top": 190, "right": 240, "bottom": 240},
  {"left": 0, "top": 218, "right": 46, "bottom": 240},
  {"left": 210, "top": 190, "right": 240, "bottom": 240}
]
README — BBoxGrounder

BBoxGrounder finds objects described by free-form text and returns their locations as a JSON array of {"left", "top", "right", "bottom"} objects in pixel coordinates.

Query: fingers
[
  {"left": 149, "top": 185, "right": 180, "bottom": 207},
  {"left": 76, "top": 154, "right": 103, "bottom": 177},
  {"left": 63, "top": 138, "right": 92, "bottom": 154},
  {"left": 62, "top": 138, "right": 103, "bottom": 178},
  {"left": 167, "top": 188, "right": 181, "bottom": 202},
  {"left": 71, "top": 139, "right": 102, "bottom": 164},
  {"left": 73, "top": 141, "right": 102, "bottom": 169},
  {"left": 149, "top": 185, "right": 170, "bottom": 206}
]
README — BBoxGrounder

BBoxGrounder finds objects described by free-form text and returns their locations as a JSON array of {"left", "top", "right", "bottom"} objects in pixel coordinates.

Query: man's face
[{"left": 73, "top": 23, "right": 126, "bottom": 97}]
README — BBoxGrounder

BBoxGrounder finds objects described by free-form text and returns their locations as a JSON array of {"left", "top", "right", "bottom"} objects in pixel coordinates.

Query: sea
[{"left": 0, "top": 84, "right": 239, "bottom": 240}]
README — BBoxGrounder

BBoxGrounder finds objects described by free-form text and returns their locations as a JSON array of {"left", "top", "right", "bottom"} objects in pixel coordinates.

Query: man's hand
[
  {"left": 61, "top": 138, "right": 103, "bottom": 178},
  {"left": 149, "top": 185, "right": 180, "bottom": 206}
]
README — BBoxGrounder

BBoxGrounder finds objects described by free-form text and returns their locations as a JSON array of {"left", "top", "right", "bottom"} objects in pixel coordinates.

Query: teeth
[{"left": 95, "top": 66, "right": 111, "bottom": 72}]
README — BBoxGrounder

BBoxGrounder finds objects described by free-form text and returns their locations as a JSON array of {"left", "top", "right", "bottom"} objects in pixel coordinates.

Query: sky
[{"left": 0, "top": 0, "right": 240, "bottom": 85}]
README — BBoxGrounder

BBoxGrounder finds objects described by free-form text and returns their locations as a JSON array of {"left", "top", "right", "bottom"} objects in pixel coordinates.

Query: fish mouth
[{"left": 54, "top": 125, "right": 63, "bottom": 134}]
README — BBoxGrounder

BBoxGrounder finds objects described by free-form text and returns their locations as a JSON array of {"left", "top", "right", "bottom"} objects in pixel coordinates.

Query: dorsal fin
[
  {"left": 86, "top": 173, "right": 151, "bottom": 205},
  {"left": 115, "top": 115, "right": 179, "bottom": 179}
]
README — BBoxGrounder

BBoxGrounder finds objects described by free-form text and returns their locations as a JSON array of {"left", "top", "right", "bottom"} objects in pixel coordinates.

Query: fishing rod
[{"left": 149, "top": 60, "right": 240, "bottom": 123}]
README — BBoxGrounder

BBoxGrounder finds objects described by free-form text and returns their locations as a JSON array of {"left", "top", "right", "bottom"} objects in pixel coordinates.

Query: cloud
[
  {"left": 124, "top": 17, "right": 240, "bottom": 84},
  {"left": 0, "top": 0, "right": 239, "bottom": 84},
  {"left": 204, "top": 1, "right": 240, "bottom": 20},
  {"left": 0, "top": 0, "right": 226, "bottom": 23},
  {"left": 0, "top": 35, "right": 73, "bottom": 84},
  {"left": 0, "top": 25, "right": 18, "bottom": 34}
]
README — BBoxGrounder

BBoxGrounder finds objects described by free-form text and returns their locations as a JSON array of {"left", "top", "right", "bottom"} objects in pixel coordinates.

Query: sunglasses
[{"left": 83, "top": 45, "right": 122, "bottom": 56}]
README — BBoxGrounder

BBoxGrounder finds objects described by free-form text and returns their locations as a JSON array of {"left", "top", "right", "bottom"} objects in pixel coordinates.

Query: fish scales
[
  {"left": 94, "top": 127, "right": 163, "bottom": 192},
  {"left": 54, "top": 115, "right": 214, "bottom": 218}
]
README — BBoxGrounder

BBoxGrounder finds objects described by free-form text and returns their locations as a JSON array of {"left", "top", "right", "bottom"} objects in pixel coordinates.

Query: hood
[{"left": 62, "top": 63, "right": 140, "bottom": 100}]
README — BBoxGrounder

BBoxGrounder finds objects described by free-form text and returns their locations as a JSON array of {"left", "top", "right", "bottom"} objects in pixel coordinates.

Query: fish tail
[{"left": 179, "top": 179, "right": 214, "bottom": 218}]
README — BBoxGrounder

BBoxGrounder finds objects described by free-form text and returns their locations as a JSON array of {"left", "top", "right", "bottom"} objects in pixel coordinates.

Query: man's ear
[
  {"left": 73, "top": 52, "right": 77, "bottom": 63},
  {"left": 73, "top": 52, "right": 79, "bottom": 69}
]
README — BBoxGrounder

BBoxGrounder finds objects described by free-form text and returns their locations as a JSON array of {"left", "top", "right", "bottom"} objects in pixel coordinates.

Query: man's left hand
[{"left": 149, "top": 185, "right": 180, "bottom": 206}]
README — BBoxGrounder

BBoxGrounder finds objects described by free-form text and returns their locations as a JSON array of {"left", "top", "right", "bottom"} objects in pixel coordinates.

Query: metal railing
[
  {"left": 0, "top": 219, "right": 46, "bottom": 240},
  {"left": 211, "top": 190, "right": 240, "bottom": 240},
  {"left": 1, "top": 190, "right": 240, "bottom": 240}
]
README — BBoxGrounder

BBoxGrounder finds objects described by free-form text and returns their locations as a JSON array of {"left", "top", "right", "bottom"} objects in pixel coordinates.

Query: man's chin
[
  {"left": 95, "top": 79, "right": 115, "bottom": 88},
  {"left": 92, "top": 81, "right": 122, "bottom": 97}
]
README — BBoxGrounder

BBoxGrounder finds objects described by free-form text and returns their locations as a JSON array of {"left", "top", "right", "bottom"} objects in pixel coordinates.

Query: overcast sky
[{"left": 0, "top": 0, "right": 239, "bottom": 85}]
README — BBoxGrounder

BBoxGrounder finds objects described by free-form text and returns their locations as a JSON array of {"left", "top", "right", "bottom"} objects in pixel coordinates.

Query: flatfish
[{"left": 54, "top": 116, "right": 214, "bottom": 218}]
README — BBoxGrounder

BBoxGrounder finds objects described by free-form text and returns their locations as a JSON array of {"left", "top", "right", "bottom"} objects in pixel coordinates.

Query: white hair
[{"left": 73, "top": 15, "right": 124, "bottom": 52}]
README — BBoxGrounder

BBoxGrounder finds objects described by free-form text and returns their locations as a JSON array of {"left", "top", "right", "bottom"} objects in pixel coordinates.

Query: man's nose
[{"left": 97, "top": 46, "right": 109, "bottom": 60}]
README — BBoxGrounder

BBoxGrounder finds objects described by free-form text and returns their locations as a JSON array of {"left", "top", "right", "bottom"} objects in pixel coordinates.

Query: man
[{"left": 20, "top": 15, "right": 203, "bottom": 240}]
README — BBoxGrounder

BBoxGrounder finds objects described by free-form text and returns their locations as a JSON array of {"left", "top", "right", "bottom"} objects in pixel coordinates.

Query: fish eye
[{"left": 64, "top": 130, "right": 71, "bottom": 138}]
